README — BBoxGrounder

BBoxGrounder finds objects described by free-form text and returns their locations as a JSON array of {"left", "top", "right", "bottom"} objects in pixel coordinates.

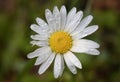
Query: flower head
[{"left": 27, "top": 5, "right": 100, "bottom": 78}]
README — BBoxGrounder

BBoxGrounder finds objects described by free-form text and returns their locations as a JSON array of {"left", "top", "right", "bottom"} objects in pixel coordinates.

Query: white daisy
[{"left": 27, "top": 5, "right": 100, "bottom": 78}]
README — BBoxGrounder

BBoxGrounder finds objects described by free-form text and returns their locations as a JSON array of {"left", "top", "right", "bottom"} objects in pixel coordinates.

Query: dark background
[{"left": 0, "top": 0, "right": 120, "bottom": 82}]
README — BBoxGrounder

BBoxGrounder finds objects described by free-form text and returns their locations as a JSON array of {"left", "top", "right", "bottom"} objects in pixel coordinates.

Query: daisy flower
[{"left": 27, "top": 5, "right": 100, "bottom": 78}]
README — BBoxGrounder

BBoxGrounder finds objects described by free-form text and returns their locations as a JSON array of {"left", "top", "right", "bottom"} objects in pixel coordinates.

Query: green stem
[
  {"left": 84, "top": 0, "right": 94, "bottom": 16},
  {"left": 58, "top": 76, "right": 63, "bottom": 82}
]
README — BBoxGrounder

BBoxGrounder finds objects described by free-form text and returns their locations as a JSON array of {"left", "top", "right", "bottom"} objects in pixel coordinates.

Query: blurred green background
[{"left": 0, "top": 0, "right": 120, "bottom": 82}]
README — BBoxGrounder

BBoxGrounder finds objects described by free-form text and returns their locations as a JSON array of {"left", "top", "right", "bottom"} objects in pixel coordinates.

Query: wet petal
[
  {"left": 45, "top": 9, "right": 55, "bottom": 32},
  {"left": 73, "top": 25, "right": 98, "bottom": 39},
  {"left": 53, "top": 6, "right": 61, "bottom": 31},
  {"left": 66, "top": 11, "right": 83, "bottom": 33},
  {"left": 72, "top": 15, "right": 93, "bottom": 35},
  {"left": 27, "top": 46, "right": 50, "bottom": 58},
  {"left": 38, "top": 52, "right": 55, "bottom": 74},
  {"left": 30, "top": 34, "right": 49, "bottom": 41},
  {"left": 30, "top": 24, "right": 47, "bottom": 34},
  {"left": 65, "top": 7, "right": 76, "bottom": 29},
  {"left": 34, "top": 48, "right": 52, "bottom": 65},
  {"left": 64, "top": 53, "right": 77, "bottom": 74},
  {"left": 30, "top": 40, "right": 48, "bottom": 46},
  {"left": 85, "top": 49, "right": 100, "bottom": 55},
  {"left": 36, "top": 17, "right": 48, "bottom": 28},
  {"left": 64, "top": 51, "right": 82, "bottom": 69},
  {"left": 54, "top": 54, "right": 63, "bottom": 78},
  {"left": 60, "top": 5, "right": 67, "bottom": 30}
]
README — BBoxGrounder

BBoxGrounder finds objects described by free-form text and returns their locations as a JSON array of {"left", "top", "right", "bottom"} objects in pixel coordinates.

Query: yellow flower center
[{"left": 49, "top": 31, "right": 72, "bottom": 54}]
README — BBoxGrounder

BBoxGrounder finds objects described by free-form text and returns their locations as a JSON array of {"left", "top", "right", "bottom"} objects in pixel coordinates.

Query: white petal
[
  {"left": 53, "top": 6, "right": 61, "bottom": 31},
  {"left": 31, "top": 34, "right": 49, "bottom": 41},
  {"left": 73, "top": 25, "right": 98, "bottom": 39},
  {"left": 38, "top": 52, "right": 55, "bottom": 74},
  {"left": 80, "top": 39, "right": 99, "bottom": 48},
  {"left": 59, "top": 55, "right": 64, "bottom": 76},
  {"left": 30, "top": 24, "right": 47, "bottom": 34},
  {"left": 27, "top": 46, "right": 50, "bottom": 59},
  {"left": 71, "top": 15, "right": 93, "bottom": 35},
  {"left": 36, "top": 17, "right": 48, "bottom": 28},
  {"left": 65, "top": 51, "right": 82, "bottom": 69},
  {"left": 65, "top": 7, "right": 76, "bottom": 30},
  {"left": 85, "top": 49, "right": 100, "bottom": 55},
  {"left": 30, "top": 24, "right": 39, "bottom": 32},
  {"left": 54, "top": 54, "right": 62, "bottom": 78},
  {"left": 71, "top": 39, "right": 100, "bottom": 53},
  {"left": 64, "top": 54, "right": 77, "bottom": 74},
  {"left": 71, "top": 42, "right": 89, "bottom": 53},
  {"left": 35, "top": 48, "right": 52, "bottom": 65},
  {"left": 45, "top": 9, "right": 55, "bottom": 32},
  {"left": 60, "top": 5, "right": 67, "bottom": 30},
  {"left": 66, "top": 11, "right": 83, "bottom": 33},
  {"left": 30, "top": 40, "right": 48, "bottom": 46}
]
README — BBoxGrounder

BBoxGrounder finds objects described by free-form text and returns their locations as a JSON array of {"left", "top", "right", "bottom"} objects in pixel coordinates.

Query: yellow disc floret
[{"left": 49, "top": 31, "right": 72, "bottom": 54}]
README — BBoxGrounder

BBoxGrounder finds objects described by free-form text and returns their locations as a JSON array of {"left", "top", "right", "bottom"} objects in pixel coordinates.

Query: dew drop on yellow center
[{"left": 49, "top": 31, "right": 72, "bottom": 54}]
